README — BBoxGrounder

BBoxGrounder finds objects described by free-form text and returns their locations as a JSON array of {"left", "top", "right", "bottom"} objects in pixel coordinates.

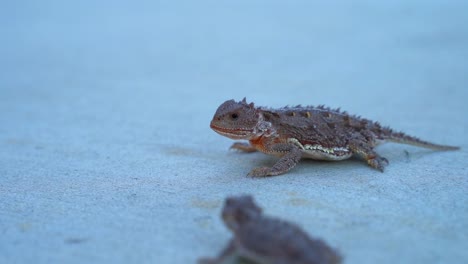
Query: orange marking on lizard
[{"left": 210, "top": 98, "right": 459, "bottom": 176}]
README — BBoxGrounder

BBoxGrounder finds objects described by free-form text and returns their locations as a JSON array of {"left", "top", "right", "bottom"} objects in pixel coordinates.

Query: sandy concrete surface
[{"left": 1, "top": 1, "right": 467, "bottom": 263}]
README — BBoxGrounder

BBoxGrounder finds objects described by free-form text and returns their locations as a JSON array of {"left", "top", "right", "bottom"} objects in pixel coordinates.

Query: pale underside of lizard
[{"left": 210, "top": 98, "right": 459, "bottom": 177}]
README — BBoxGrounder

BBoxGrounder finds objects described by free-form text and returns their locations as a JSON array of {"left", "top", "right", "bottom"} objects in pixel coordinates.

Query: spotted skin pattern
[{"left": 210, "top": 98, "right": 459, "bottom": 176}]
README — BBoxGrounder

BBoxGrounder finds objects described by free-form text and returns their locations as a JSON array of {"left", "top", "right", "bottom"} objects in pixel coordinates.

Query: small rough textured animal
[
  {"left": 198, "top": 195, "right": 342, "bottom": 264},
  {"left": 210, "top": 98, "right": 459, "bottom": 176}
]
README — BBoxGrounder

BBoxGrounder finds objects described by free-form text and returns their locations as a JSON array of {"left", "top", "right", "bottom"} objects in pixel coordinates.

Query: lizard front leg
[
  {"left": 198, "top": 239, "right": 237, "bottom": 264},
  {"left": 248, "top": 143, "right": 302, "bottom": 177},
  {"left": 230, "top": 142, "right": 257, "bottom": 153}
]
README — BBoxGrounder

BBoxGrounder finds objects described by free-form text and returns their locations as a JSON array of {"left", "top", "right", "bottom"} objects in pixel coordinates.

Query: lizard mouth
[{"left": 210, "top": 124, "right": 253, "bottom": 139}]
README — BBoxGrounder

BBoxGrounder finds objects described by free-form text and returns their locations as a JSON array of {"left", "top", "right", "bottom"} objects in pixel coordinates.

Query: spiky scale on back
[{"left": 210, "top": 98, "right": 459, "bottom": 176}]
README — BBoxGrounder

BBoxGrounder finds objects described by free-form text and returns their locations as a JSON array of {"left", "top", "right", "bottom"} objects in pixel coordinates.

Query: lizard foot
[
  {"left": 197, "top": 258, "right": 218, "bottom": 264},
  {"left": 248, "top": 167, "right": 279, "bottom": 177},
  {"left": 367, "top": 156, "right": 389, "bottom": 172},
  {"left": 230, "top": 142, "right": 257, "bottom": 153}
]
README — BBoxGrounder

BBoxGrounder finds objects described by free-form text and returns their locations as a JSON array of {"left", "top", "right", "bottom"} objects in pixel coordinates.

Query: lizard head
[
  {"left": 222, "top": 195, "right": 262, "bottom": 231},
  {"left": 210, "top": 98, "right": 262, "bottom": 140}
]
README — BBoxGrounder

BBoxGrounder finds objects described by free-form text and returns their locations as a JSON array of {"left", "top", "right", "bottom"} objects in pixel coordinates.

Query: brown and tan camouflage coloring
[{"left": 210, "top": 98, "right": 459, "bottom": 176}]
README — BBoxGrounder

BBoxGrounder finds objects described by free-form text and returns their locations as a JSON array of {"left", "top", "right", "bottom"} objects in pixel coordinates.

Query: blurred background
[{"left": 1, "top": 1, "right": 467, "bottom": 263}]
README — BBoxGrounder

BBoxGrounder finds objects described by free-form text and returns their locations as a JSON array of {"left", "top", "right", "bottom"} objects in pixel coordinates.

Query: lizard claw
[
  {"left": 381, "top": 157, "right": 389, "bottom": 165},
  {"left": 367, "top": 157, "right": 389, "bottom": 172},
  {"left": 230, "top": 142, "right": 257, "bottom": 153},
  {"left": 248, "top": 167, "right": 273, "bottom": 177}
]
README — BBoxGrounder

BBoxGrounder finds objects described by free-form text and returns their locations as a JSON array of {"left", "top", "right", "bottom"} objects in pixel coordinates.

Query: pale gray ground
[{"left": 1, "top": 1, "right": 467, "bottom": 264}]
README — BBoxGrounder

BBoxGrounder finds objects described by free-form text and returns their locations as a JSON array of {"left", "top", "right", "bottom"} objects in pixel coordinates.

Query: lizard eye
[
  {"left": 231, "top": 113, "right": 239, "bottom": 119},
  {"left": 225, "top": 198, "right": 234, "bottom": 206}
]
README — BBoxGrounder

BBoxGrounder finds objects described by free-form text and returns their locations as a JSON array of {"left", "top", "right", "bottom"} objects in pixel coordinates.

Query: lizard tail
[{"left": 387, "top": 132, "right": 459, "bottom": 151}]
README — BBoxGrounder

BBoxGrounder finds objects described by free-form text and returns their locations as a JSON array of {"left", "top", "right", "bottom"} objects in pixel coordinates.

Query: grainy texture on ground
[{"left": 1, "top": 1, "right": 467, "bottom": 264}]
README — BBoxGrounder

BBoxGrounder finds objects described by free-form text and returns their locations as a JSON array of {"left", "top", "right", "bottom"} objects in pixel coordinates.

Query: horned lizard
[
  {"left": 210, "top": 98, "right": 459, "bottom": 176},
  {"left": 198, "top": 195, "right": 342, "bottom": 264}
]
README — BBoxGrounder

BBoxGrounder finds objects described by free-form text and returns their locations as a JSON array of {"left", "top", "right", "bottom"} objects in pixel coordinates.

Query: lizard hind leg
[{"left": 349, "top": 142, "right": 389, "bottom": 172}]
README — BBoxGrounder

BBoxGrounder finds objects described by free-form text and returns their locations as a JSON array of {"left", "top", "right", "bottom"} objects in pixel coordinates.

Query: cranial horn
[{"left": 241, "top": 97, "right": 247, "bottom": 103}]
